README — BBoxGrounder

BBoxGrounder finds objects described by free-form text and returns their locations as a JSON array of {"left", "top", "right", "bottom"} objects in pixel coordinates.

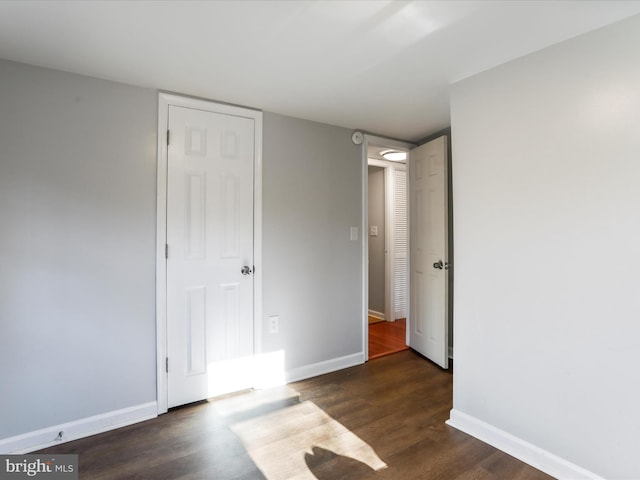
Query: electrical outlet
[{"left": 268, "top": 315, "right": 279, "bottom": 334}]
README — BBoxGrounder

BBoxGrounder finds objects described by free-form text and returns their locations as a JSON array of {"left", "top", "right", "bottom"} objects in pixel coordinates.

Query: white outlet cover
[{"left": 268, "top": 315, "right": 279, "bottom": 334}]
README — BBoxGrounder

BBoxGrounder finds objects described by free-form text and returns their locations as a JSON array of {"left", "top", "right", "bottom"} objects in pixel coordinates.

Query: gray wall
[
  {"left": 0, "top": 60, "right": 158, "bottom": 438},
  {"left": 262, "top": 113, "right": 363, "bottom": 370},
  {"left": 451, "top": 15, "right": 640, "bottom": 478},
  {"left": 367, "top": 166, "right": 385, "bottom": 314},
  {"left": 0, "top": 61, "right": 364, "bottom": 445}
]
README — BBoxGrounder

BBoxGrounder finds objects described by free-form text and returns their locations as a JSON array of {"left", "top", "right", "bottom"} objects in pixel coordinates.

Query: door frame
[
  {"left": 156, "top": 93, "right": 263, "bottom": 414},
  {"left": 361, "top": 134, "right": 415, "bottom": 360}
]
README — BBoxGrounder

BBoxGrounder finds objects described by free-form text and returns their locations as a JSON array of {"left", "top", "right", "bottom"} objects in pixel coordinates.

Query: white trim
[
  {"left": 285, "top": 353, "right": 364, "bottom": 384},
  {"left": 368, "top": 309, "right": 385, "bottom": 320},
  {"left": 253, "top": 108, "right": 264, "bottom": 359},
  {"left": 0, "top": 402, "right": 157, "bottom": 454},
  {"left": 156, "top": 95, "right": 169, "bottom": 415},
  {"left": 364, "top": 134, "right": 415, "bottom": 151},
  {"left": 446, "top": 409, "right": 604, "bottom": 480},
  {"left": 361, "top": 138, "right": 369, "bottom": 360},
  {"left": 156, "top": 93, "right": 263, "bottom": 414},
  {"left": 367, "top": 158, "right": 405, "bottom": 169}
]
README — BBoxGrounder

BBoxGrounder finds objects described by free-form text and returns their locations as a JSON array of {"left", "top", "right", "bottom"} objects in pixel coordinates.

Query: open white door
[
  {"left": 166, "top": 105, "right": 255, "bottom": 407},
  {"left": 408, "top": 135, "right": 449, "bottom": 368}
]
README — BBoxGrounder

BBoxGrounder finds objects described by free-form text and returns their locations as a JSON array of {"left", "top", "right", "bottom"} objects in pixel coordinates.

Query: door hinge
[
  {"left": 166, "top": 357, "right": 169, "bottom": 373},
  {"left": 167, "top": 129, "right": 170, "bottom": 146},
  {"left": 165, "top": 244, "right": 168, "bottom": 259}
]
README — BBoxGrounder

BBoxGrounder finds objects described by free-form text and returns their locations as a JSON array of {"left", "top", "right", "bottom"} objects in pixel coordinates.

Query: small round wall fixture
[{"left": 351, "top": 131, "right": 364, "bottom": 145}]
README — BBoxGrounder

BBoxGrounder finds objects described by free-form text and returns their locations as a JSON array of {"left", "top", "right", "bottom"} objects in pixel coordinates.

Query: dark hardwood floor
[
  {"left": 39, "top": 351, "right": 552, "bottom": 480},
  {"left": 368, "top": 318, "right": 409, "bottom": 359}
]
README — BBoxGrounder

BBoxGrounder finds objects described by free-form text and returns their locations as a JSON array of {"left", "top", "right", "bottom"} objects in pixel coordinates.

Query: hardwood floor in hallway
[
  {"left": 369, "top": 318, "right": 409, "bottom": 359},
  {"left": 38, "top": 351, "right": 552, "bottom": 480}
]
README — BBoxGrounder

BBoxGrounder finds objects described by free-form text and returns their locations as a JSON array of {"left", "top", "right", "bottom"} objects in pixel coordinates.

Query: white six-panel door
[
  {"left": 409, "top": 135, "right": 449, "bottom": 369},
  {"left": 167, "top": 105, "right": 255, "bottom": 407}
]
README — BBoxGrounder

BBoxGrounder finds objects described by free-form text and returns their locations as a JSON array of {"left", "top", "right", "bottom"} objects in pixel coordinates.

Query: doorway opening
[
  {"left": 367, "top": 153, "right": 409, "bottom": 358},
  {"left": 364, "top": 136, "right": 414, "bottom": 360},
  {"left": 361, "top": 133, "right": 453, "bottom": 366}
]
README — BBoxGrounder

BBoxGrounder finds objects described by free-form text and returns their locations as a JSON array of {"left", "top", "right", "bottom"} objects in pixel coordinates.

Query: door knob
[
  {"left": 241, "top": 266, "right": 253, "bottom": 275},
  {"left": 433, "top": 260, "right": 450, "bottom": 270}
]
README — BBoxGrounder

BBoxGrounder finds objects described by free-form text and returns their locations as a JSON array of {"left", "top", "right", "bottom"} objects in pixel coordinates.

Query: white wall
[
  {"left": 450, "top": 15, "right": 640, "bottom": 479},
  {"left": 0, "top": 60, "right": 158, "bottom": 439},
  {"left": 261, "top": 113, "right": 363, "bottom": 374}
]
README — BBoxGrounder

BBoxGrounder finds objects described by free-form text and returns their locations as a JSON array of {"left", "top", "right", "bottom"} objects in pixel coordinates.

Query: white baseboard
[
  {"left": 0, "top": 402, "right": 157, "bottom": 454},
  {"left": 446, "top": 409, "right": 603, "bottom": 480},
  {"left": 368, "top": 309, "right": 385, "bottom": 320},
  {"left": 285, "top": 352, "right": 364, "bottom": 384}
]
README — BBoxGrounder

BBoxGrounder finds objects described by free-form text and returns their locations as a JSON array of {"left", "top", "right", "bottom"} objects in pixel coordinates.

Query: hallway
[{"left": 369, "top": 318, "right": 409, "bottom": 359}]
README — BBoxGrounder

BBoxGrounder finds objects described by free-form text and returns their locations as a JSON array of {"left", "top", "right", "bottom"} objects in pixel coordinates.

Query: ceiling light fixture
[{"left": 381, "top": 150, "right": 407, "bottom": 162}]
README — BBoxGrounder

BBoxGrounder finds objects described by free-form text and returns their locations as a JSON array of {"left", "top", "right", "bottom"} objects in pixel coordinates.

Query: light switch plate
[
  {"left": 369, "top": 226, "right": 378, "bottom": 236},
  {"left": 350, "top": 226, "right": 358, "bottom": 241}
]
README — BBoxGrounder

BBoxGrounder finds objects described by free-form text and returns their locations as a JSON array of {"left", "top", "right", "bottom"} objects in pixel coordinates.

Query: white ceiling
[{"left": 1, "top": 1, "right": 639, "bottom": 142}]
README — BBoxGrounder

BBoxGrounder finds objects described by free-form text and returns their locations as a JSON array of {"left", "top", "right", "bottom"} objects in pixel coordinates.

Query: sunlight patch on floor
[{"left": 229, "top": 399, "right": 387, "bottom": 479}]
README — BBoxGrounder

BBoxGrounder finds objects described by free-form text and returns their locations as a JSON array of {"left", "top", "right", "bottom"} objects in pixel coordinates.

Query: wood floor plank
[
  {"left": 38, "top": 350, "right": 552, "bottom": 480},
  {"left": 368, "top": 318, "right": 409, "bottom": 359}
]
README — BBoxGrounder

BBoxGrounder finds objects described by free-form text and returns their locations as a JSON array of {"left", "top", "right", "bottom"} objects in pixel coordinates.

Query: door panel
[
  {"left": 167, "top": 105, "right": 254, "bottom": 407},
  {"left": 409, "top": 136, "right": 448, "bottom": 368}
]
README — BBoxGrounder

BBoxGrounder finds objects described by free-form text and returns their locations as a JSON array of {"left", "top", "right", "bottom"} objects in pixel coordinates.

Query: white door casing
[
  {"left": 409, "top": 135, "right": 449, "bottom": 369},
  {"left": 156, "top": 94, "right": 262, "bottom": 413}
]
